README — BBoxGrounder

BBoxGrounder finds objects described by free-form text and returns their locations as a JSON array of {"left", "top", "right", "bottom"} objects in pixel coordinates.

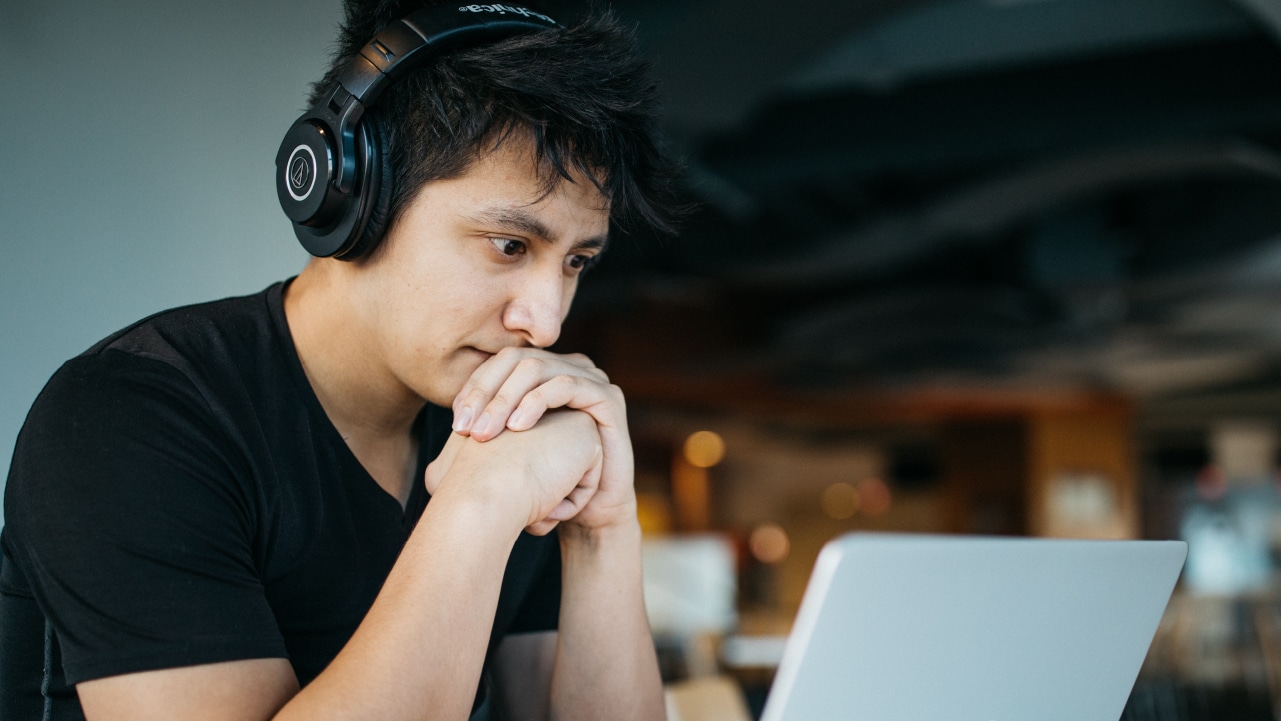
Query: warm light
[
  {"left": 858, "top": 477, "right": 892, "bottom": 517},
  {"left": 683, "top": 430, "right": 726, "bottom": 468},
  {"left": 635, "top": 492, "right": 673, "bottom": 536},
  {"left": 749, "top": 522, "right": 790, "bottom": 564},
  {"left": 821, "top": 482, "right": 860, "bottom": 520}
]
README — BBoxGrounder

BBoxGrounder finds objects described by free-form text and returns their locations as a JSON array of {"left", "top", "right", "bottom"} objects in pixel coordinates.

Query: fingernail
[
  {"left": 475, "top": 412, "right": 491, "bottom": 436},
  {"left": 507, "top": 409, "right": 522, "bottom": 429},
  {"left": 453, "top": 406, "right": 474, "bottom": 432}
]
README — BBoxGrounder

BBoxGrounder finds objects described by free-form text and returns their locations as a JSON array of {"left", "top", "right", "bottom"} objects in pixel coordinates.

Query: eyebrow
[{"left": 466, "top": 206, "right": 610, "bottom": 253}]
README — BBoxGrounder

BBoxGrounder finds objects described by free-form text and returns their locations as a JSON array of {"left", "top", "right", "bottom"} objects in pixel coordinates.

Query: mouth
[
  {"left": 466, "top": 347, "right": 496, "bottom": 361},
  {"left": 469, "top": 342, "right": 535, "bottom": 359}
]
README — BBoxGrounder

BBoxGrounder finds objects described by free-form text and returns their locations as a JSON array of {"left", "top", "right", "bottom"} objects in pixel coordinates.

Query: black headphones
[{"left": 275, "top": 4, "right": 558, "bottom": 260}]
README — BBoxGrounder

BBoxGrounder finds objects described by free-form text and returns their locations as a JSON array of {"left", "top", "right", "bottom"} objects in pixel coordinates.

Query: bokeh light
[
  {"left": 749, "top": 522, "right": 790, "bottom": 564},
  {"left": 683, "top": 430, "right": 726, "bottom": 468},
  {"left": 821, "top": 482, "right": 860, "bottom": 520}
]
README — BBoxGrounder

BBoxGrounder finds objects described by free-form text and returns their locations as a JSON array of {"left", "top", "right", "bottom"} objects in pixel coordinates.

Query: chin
[{"left": 427, "top": 366, "right": 474, "bottom": 407}]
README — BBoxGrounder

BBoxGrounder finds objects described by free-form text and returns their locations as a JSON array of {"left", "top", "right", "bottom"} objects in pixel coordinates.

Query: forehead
[{"left": 455, "top": 138, "right": 611, "bottom": 235}]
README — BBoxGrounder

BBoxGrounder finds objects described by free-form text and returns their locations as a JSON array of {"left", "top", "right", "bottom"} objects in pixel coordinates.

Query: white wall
[{"left": 0, "top": 0, "right": 343, "bottom": 497}]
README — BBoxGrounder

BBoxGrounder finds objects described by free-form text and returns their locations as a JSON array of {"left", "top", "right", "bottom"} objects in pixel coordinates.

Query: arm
[
  {"left": 491, "top": 528, "right": 662, "bottom": 721},
  {"left": 553, "top": 521, "right": 664, "bottom": 721},
  {"left": 78, "top": 411, "right": 603, "bottom": 721},
  {"left": 454, "top": 349, "right": 665, "bottom": 721}
]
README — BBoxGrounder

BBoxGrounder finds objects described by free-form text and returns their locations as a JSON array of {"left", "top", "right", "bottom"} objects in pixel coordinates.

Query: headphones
[{"left": 275, "top": 4, "right": 558, "bottom": 260}]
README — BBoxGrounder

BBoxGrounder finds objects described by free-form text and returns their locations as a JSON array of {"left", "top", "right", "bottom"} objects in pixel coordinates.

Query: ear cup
[
  {"left": 276, "top": 118, "right": 340, "bottom": 229},
  {"left": 335, "top": 117, "right": 395, "bottom": 261},
  {"left": 283, "top": 118, "right": 379, "bottom": 258}
]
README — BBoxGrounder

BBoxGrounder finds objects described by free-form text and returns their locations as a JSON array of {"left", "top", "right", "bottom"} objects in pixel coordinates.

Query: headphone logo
[
  {"left": 286, "top": 144, "right": 318, "bottom": 201},
  {"left": 290, "top": 158, "right": 309, "bottom": 189}
]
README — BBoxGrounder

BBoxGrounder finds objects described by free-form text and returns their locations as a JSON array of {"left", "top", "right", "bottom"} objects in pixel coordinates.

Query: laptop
[{"left": 760, "top": 533, "right": 1187, "bottom": 721}]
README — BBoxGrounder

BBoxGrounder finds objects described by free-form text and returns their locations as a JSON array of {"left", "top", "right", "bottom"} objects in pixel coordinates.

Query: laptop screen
[{"left": 762, "top": 533, "right": 1186, "bottom": 721}]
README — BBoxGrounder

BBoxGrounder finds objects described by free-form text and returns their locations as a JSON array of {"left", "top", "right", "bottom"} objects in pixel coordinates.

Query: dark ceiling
[{"left": 552, "top": 0, "right": 1281, "bottom": 414}]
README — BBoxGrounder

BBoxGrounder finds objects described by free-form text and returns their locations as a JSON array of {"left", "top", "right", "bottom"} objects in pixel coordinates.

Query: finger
[
  {"left": 506, "top": 377, "right": 624, "bottom": 433},
  {"left": 469, "top": 356, "right": 562, "bottom": 441},
  {"left": 547, "top": 483, "right": 597, "bottom": 521},
  {"left": 508, "top": 382, "right": 631, "bottom": 520},
  {"left": 544, "top": 447, "right": 602, "bottom": 523},
  {"left": 524, "top": 519, "right": 560, "bottom": 537},
  {"left": 504, "top": 374, "right": 590, "bottom": 433},
  {"left": 453, "top": 349, "right": 604, "bottom": 435},
  {"left": 471, "top": 359, "right": 610, "bottom": 440},
  {"left": 546, "top": 498, "right": 578, "bottom": 522},
  {"left": 518, "top": 385, "right": 632, "bottom": 510},
  {"left": 462, "top": 350, "right": 601, "bottom": 411},
  {"left": 452, "top": 350, "right": 526, "bottom": 434},
  {"left": 527, "top": 446, "right": 602, "bottom": 534}
]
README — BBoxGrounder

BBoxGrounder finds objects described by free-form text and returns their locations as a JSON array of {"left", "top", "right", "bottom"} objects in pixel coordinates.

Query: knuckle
[{"left": 516, "top": 357, "right": 546, "bottom": 377}]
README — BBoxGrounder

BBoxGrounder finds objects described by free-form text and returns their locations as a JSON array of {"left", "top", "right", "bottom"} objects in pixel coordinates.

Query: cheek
[
  {"left": 381, "top": 262, "right": 472, "bottom": 328},
  {"left": 371, "top": 236, "right": 514, "bottom": 356},
  {"left": 557, "top": 276, "right": 582, "bottom": 323},
  {"left": 388, "top": 278, "right": 508, "bottom": 358}
]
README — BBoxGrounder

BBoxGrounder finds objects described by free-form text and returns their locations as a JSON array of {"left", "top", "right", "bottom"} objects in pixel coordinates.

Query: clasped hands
[{"left": 424, "top": 348, "right": 635, "bottom": 536}]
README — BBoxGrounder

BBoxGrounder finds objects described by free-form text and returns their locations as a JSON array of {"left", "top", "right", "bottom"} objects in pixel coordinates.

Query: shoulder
[
  {"left": 7, "top": 282, "right": 295, "bottom": 528},
  {"left": 82, "top": 282, "right": 288, "bottom": 383},
  {"left": 16, "top": 283, "right": 290, "bottom": 450}
]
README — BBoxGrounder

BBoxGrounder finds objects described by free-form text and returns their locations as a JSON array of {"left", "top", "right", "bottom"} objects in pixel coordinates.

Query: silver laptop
[{"left": 761, "top": 533, "right": 1187, "bottom": 721}]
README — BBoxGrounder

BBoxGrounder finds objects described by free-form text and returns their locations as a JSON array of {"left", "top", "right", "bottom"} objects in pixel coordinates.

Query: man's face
[{"left": 348, "top": 139, "right": 610, "bottom": 408}]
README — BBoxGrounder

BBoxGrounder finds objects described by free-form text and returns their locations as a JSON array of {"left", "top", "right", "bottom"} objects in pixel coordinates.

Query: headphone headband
[{"left": 277, "top": 4, "right": 558, "bottom": 258}]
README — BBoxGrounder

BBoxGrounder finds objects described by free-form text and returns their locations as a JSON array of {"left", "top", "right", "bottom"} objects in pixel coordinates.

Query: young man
[{"left": 0, "top": 2, "right": 680, "bottom": 720}]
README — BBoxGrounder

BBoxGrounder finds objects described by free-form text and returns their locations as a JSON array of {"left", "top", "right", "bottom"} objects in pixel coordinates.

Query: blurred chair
[
  {"left": 664, "top": 676, "right": 753, "bottom": 721},
  {"left": 642, "top": 535, "right": 738, "bottom": 638},
  {"left": 643, "top": 535, "right": 738, "bottom": 680}
]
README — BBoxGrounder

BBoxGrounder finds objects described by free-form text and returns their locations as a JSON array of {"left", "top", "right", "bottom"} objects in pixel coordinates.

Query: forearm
[
  {"left": 550, "top": 521, "right": 665, "bottom": 721},
  {"left": 276, "top": 485, "right": 525, "bottom": 721}
]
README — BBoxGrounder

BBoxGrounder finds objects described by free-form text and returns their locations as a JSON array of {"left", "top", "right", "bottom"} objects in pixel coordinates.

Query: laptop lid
[{"left": 760, "top": 533, "right": 1187, "bottom": 721}]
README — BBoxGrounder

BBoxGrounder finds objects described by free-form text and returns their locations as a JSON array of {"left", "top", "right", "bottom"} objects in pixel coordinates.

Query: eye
[
  {"left": 566, "top": 253, "right": 600, "bottom": 273},
  {"left": 489, "top": 237, "right": 527, "bottom": 257}
]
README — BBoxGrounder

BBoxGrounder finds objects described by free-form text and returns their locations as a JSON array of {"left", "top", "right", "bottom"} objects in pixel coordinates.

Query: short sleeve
[{"left": 3, "top": 351, "right": 286, "bottom": 684}]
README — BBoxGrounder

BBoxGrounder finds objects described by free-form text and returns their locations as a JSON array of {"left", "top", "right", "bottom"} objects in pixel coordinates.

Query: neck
[{"left": 284, "top": 260, "right": 424, "bottom": 445}]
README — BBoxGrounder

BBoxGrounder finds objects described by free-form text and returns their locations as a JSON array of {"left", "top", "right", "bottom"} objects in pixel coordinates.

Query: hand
[
  {"left": 451, "top": 348, "right": 637, "bottom": 532},
  {"left": 426, "top": 409, "right": 603, "bottom": 536}
]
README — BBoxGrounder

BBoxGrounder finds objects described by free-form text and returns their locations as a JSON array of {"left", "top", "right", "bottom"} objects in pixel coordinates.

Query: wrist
[
  {"left": 430, "top": 462, "right": 532, "bottom": 538},
  {"left": 558, "top": 515, "right": 643, "bottom": 554}
]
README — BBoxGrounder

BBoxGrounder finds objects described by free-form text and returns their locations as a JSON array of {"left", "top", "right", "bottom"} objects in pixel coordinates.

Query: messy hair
[{"left": 308, "top": 1, "right": 683, "bottom": 251}]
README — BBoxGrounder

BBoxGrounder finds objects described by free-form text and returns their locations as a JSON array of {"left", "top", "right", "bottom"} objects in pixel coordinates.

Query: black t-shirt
[{"left": 0, "top": 281, "right": 560, "bottom": 720}]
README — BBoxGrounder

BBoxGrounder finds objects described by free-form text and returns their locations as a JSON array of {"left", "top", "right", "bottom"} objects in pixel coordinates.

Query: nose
[{"left": 502, "top": 270, "right": 567, "bottom": 348}]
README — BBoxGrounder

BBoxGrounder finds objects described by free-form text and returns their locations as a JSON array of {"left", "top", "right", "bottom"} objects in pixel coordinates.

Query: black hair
[{"left": 308, "top": 1, "right": 683, "bottom": 253}]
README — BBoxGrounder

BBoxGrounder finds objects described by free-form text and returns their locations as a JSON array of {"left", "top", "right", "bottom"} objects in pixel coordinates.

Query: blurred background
[{"left": 6, "top": 0, "right": 1281, "bottom": 719}]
